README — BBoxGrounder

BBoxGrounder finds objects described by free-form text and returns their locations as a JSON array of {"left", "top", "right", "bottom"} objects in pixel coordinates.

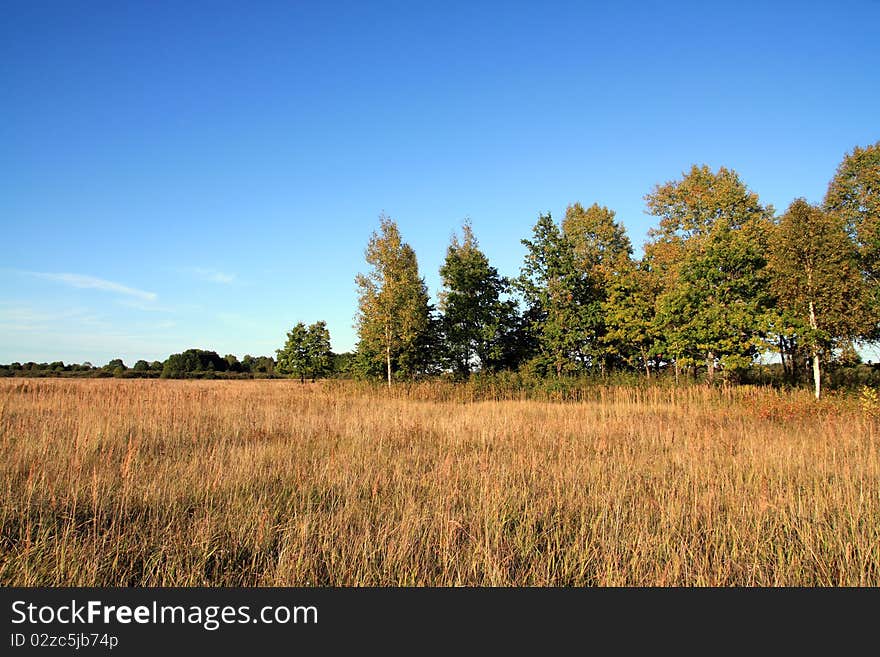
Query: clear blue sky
[{"left": 2, "top": 0, "right": 878, "bottom": 365}]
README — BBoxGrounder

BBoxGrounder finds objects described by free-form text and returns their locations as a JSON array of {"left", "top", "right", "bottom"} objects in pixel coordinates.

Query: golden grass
[{"left": 1, "top": 378, "right": 878, "bottom": 586}]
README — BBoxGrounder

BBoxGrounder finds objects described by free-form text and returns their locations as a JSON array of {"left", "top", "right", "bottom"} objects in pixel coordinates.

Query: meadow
[{"left": 1, "top": 378, "right": 878, "bottom": 586}]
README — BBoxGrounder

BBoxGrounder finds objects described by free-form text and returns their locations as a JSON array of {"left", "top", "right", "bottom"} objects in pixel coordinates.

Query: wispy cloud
[
  {"left": 187, "top": 267, "right": 236, "bottom": 284},
  {"left": 27, "top": 272, "right": 157, "bottom": 301},
  {"left": 0, "top": 304, "right": 107, "bottom": 332}
]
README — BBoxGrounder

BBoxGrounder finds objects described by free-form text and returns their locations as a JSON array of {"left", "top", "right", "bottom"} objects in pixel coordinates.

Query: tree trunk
[
  {"left": 707, "top": 352, "right": 715, "bottom": 383},
  {"left": 809, "top": 300, "right": 821, "bottom": 399},
  {"left": 384, "top": 323, "right": 393, "bottom": 387},
  {"left": 641, "top": 349, "right": 650, "bottom": 379},
  {"left": 778, "top": 336, "right": 788, "bottom": 380}
]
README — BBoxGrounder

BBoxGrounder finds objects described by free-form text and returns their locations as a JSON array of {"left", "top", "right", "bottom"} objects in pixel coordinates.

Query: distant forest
[{"left": 5, "top": 142, "right": 879, "bottom": 398}]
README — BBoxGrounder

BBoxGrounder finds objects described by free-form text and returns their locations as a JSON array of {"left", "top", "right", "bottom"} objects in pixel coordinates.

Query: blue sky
[{"left": 2, "top": 0, "right": 878, "bottom": 365}]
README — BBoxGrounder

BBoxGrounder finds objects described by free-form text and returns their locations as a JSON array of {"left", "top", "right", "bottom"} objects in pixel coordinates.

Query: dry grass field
[{"left": 1, "top": 378, "right": 878, "bottom": 586}]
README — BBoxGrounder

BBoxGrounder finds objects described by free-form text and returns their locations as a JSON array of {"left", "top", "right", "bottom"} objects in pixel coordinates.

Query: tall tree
[
  {"left": 602, "top": 258, "right": 662, "bottom": 377},
  {"left": 824, "top": 141, "right": 880, "bottom": 340},
  {"left": 768, "top": 199, "right": 871, "bottom": 399},
  {"left": 518, "top": 213, "right": 599, "bottom": 377},
  {"left": 824, "top": 141, "right": 880, "bottom": 282},
  {"left": 355, "top": 215, "right": 431, "bottom": 385},
  {"left": 439, "top": 221, "right": 519, "bottom": 376},
  {"left": 645, "top": 165, "right": 774, "bottom": 381},
  {"left": 276, "top": 320, "right": 333, "bottom": 383},
  {"left": 562, "top": 202, "right": 633, "bottom": 372}
]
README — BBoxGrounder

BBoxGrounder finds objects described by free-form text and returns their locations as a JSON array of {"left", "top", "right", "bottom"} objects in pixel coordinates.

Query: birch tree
[
  {"left": 824, "top": 141, "right": 880, "bottom": 341},
  {"left": 824, "top": 141, "right": 880, "bottom": 286},
  {"left": 768, "top": 199, "right": 871, "bottom": 399},
  {"left": 355, "top": 215, "right": 431, "bottom": 386}
]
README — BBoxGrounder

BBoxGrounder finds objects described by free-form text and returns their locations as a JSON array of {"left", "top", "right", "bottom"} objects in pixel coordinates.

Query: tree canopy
[{"left": 276, "top": 321, "right": 333, "bottom": 382}]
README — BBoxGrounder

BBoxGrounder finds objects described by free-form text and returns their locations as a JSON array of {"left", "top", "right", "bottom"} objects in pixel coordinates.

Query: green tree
[
  {"left": 161, "top": 349, "right": 227, "bottom": 378},
  {"left": 824, "top": 141, "right": 880, "bottom": 286},
  {"left": 562, "top": 202, "right": 633, "bottom": 372},
  {"left": 252, "top": 356, "right": 275, "bottom": 375},
  {"left": 602, "top": 259, "right": 662, "bottom": 377},
  {"left": 105, "top": 358, "right": 126, "bottom": 371},
  {"left": 355, "top": 214, "right": 431, "bottom": 385},
  {"left": 276, "top": 321, "right": 333, "bottom": 383},
  {"left": 645, "top": 165, "right": 774, "bottom": 381},
  {"left": 331, "top": 352, "right": 357, "bottom": 378},
  {"left": 518, "top": 212, "right": 599, "bottom": 377},
  {"left": 824, "top": 141, "right": 880, "bottom": 341},
  {"left": 562, "top": 202, "right": 633, "bottom": 286},
  {"left": 768, "top": 199, "right": 872, "bottom": 399},
  {"left": 439, "top": 221, "right": 519, "bottom": 376}
]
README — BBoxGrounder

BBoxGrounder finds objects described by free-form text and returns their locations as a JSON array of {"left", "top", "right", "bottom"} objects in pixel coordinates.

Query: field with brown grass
[{"left": 1, "top": 378, "right": 878, "bottom": 586}]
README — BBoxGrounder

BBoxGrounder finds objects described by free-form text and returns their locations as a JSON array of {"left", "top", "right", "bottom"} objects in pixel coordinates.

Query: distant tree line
[{"left": 0, "top": 350, "right": 280, "bottom": 379}]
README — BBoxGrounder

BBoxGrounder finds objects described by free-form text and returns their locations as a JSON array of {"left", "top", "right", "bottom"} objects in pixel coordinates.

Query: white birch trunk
[
  {"left": 808, "top": 300, "right": 821, "bottom": 400},
  {"left": 385, "top": 324, "right": 392, "bottom": 387}
]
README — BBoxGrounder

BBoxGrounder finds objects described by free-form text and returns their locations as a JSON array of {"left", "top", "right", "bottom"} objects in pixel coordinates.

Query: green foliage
[
  {"left": 562, "top": 202, "right": 635, "bottom": 372},
  {"left": 161, "top": 349, "right": 230, "bottom": 378},
  {"left": 825, "top": 141, "right": 880, "bottom": 285},
  {"left": 518, "top": 212, "right": 601, "bottom": 376},
  {"left": 355, "top": 214, "right": 433, "bottom": 383},
  {"left": 767, "top": 198, "right": 873, "bottom": 396},
  {"left": 330, "top": 351, "right": 358, "bottom": 378},
  {"left": 276, "top": 321, "right": 334, "bottom": 382},
  {"left": 602, "top": 260, "right": 661, "bottom": 375},
  {"left": 645, "top": 165, "right": 774, "bottom": 378},
  {"left": 562, "top": 202, "right": 633, "bottom": 286},
  {"left": 438, "top": 221, "right": 521, "bottom": 376},
  {"left": 824, "top": 141, "right": 880, "bottom": 339},
  {"left": 769, "top": 199, "right": 869, "bottom": 347}
]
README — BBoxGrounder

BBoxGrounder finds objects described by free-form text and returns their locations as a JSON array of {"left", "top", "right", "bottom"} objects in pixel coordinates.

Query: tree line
[
  {"left": 350, "top": 142, "right": 879, "bottom": 398},
  {"left": 0, "top": 350, "right": 281, "bottom": 379},
  {"left": 3, "top": 142, "right": 877, "bottom": 397}
]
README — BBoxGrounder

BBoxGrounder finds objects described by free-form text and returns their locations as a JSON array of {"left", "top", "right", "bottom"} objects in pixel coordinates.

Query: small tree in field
[{"left": 276, "top": 321, "right": 333, "bottom": 383}]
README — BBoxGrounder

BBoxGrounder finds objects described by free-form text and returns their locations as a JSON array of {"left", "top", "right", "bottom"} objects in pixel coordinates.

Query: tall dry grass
[{"left": 1, "top": 378, "right": 878, "bottom": 585}]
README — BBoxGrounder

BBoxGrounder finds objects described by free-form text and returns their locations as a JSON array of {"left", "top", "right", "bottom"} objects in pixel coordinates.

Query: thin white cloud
[
  {"left": 28, "top": 272, "right": 157, "bottom": 301},
  {"left": 188, "top": 267, "right": 236, "bottom": 284},
  {"left": 0, "top": 304, "right": 108, "bottom": 332}
]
